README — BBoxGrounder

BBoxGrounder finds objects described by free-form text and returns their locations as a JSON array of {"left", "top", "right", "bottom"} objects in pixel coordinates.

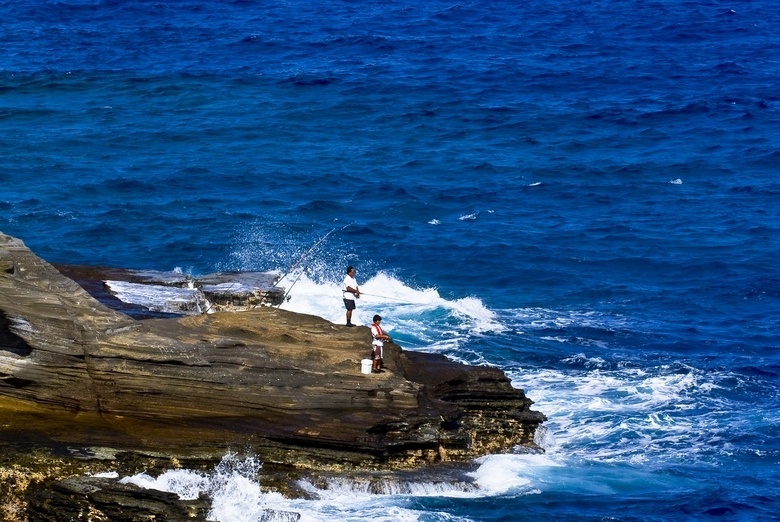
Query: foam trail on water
[
  {"left": 469, "top": 452, "right": 693, "bottom": 498},
  {"left": 505, "top": 358, "right": 741, "bottom": 466}
]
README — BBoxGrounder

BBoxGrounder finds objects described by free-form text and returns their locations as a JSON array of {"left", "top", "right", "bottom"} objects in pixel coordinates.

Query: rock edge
[{"left": 0, "top": 231, "right": 546, "bottom": 519}]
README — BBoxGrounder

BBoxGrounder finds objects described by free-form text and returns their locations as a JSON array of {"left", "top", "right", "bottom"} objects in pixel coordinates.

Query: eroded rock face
[
  {"left": 0, "top": 231, "right": 545, "bottom": 471},
  {"left": 26, "top": 476, "right": 213, "bottom": 522}
]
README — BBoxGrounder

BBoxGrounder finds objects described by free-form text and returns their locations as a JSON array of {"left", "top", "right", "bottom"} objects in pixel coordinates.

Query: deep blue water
[{"left": 3, "top": 1, "right": 780, "bottom": 520}]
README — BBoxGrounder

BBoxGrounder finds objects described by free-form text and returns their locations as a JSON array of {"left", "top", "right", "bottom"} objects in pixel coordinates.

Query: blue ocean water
[{"left": 2, "top": 0, "right": 780, "bottom": 520}]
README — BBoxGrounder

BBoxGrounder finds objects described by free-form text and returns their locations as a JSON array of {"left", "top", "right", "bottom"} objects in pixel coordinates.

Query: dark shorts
[{"left": 343, "top": 298, "right": 356, "bottom": 310}]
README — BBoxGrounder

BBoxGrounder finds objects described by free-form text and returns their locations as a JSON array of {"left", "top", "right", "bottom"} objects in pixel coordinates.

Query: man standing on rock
[{"left": 342, "top": 266, "right": 360, "bottom": 326}]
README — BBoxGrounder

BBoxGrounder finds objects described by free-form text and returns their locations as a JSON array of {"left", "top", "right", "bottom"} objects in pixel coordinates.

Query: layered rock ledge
[{"left": 0, "top": 231, "right": 545, "bottom": 518}]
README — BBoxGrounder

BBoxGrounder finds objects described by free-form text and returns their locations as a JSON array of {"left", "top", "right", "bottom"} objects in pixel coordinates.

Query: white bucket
[{"left": 360, "top": 359, "right": 372, "bottom": 374}]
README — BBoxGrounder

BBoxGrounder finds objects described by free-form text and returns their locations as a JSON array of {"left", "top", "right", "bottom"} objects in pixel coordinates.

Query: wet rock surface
[
  {"left": 54, "top": 264, "right": 286, "bottom": 318},
  {"left": 26, "top": 476, "right": 213, "bottom": 522}
]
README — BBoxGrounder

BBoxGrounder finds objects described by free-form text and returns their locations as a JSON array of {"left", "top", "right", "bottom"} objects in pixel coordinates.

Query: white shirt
[
  {"left": 371, "top": 323, "right": 385, "bottom": 347},
  {"left": 342, "top": 274, "right": 358, "bottom": 300}
]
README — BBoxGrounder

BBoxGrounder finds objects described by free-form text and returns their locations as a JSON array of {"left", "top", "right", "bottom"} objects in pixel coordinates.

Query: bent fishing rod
[{"left": 275, "top": 222, "right": 353, "bottom": 306}]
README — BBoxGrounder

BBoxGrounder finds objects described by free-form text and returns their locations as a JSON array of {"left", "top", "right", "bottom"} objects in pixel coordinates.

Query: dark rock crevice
[{"left": 0, "top": 311, "right": 33, "bottom": 357}]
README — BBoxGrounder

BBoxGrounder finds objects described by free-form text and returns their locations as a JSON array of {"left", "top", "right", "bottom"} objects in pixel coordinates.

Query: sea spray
[
  {"left": 120, "top": 468, "right": 209, "bottom": 501},
  {"left": 276, "top": 271, "right": 501, "bottom": 359},
  {"left": 120, "top": 452, "right": 300, "bottom": 522},
  {"left": 120, "top": 453, "right": 491, "bottom": 521}
]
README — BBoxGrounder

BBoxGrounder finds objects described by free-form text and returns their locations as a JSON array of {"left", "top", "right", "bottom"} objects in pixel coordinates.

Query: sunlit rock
[{"left": 0, "top": 230, "right": 546, "bottom": 518}]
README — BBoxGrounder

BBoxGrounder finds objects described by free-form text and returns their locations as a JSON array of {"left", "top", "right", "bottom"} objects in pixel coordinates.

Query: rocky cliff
[{"left": 0, "top": 231, "right": 545, "bottom": 519}]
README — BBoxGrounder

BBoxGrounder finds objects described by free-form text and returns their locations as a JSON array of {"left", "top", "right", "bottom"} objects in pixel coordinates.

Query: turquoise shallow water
[{"left": 2, "top": 0, "right": 780, "bottom": 520}]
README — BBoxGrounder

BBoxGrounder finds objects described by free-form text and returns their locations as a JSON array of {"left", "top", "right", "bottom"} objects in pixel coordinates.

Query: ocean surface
[{"left": 2, "top": 0, "right": 780, "bottom": 520}]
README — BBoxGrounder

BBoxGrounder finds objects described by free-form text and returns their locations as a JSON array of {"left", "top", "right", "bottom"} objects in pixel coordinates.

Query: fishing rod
[
  {"left": 276, "top": 222, "right": 353, "bottom": 306},
  {"left": 200, "top": 222, "right": 351, "bottom": 314},
  {"left": 276, "top": 228, "right": 332, "bottom": 287}
]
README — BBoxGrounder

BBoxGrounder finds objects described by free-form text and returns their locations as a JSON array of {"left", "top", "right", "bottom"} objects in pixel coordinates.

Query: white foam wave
[
  {"left": 470, "top": 452, "right": 692, "bottom": 497},
  {"left": 121, "top": 453, "right": 294, "bottom": 522},
  {"left": 119, "top": 453, "right": 481, "bottom": 522},
  {"left": 277, "top": 271, "right": 504, "bottom": 350},
  {"left": 468, "top": 453, "right": 562, "bottom": 495},
  {"left": 506, "top": 362, "right": 736, "bottom": 464},
  {"left": 121, "top": 468, "right": 209, "bottom": 501},
  {"left": 117, "top": 451, "right": 690, "bottom": 520}
]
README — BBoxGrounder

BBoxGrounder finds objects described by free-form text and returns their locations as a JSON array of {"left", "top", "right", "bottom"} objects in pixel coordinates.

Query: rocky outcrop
[
  {"left": 51, "top": 264, "right": 286, "bottom": 317},
  {"left": 0, "top": 231, "right": 545, "bottom": 471},
  {"left": 26, "top": 476, "right": 213, "bottom": 522}
]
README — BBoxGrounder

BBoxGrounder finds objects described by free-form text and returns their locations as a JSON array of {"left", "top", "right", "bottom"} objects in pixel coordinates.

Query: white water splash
[
  {"left": 105, "top": 280, "right": 208, "bottom": 315},
  {"left": 119, "top": 453, "right": 483, "bottom": 522},
  {"left": 468, "top": 453, "right": 561, "bottom": 495},
  {"left": 122, "top": 468, "right": 210, "bottom": 501},
  {"left": 121, "top": 452, "right": 295, "bottom": 522},
  {"left": 277, "top": 271, "right": 504, "bottom": 346},
  {"left": 506, "top": 360, "right": 736, "bottom": 466}
]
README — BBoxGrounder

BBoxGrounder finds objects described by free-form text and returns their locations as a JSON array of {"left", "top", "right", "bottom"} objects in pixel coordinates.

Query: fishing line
[{"left": 358, "top": 292, "right": 433, "bottom": 305}]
